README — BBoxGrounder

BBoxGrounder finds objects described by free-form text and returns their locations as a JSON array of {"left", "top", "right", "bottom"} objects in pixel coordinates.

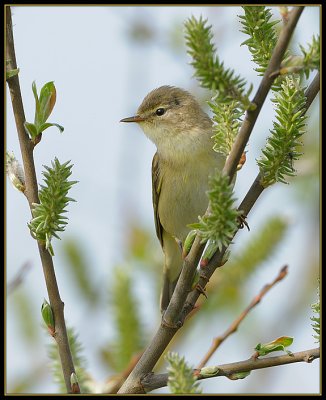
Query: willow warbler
[{"left": 121, "top": 86, "right": 225, "bottom": 311}]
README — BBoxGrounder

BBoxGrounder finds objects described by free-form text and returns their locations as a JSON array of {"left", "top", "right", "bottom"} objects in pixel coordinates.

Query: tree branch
[
  {"left": 118, "top": 7, "right": 307, "bottom": 394},
  {"left": 223, "top": 6, "right": 304, "bottom": 183},
  {"left": 303, "top": 71, "right": 320, "bottom": 111},
  {"left": 6, "top": 6, "right": 78, "bottom": 393},
  {"left": 141, "top": 347, "right": 320, "bottom": 392},
  {"left": 197, "top": 265, "right": 288, "bottom": 369}
]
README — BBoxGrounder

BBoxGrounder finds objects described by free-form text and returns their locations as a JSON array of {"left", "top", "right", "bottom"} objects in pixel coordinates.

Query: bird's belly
[{"left": 158, "top": 168, "right": 211, "bottom": 242}]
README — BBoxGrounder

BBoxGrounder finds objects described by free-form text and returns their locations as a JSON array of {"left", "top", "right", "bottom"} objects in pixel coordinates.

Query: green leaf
[
  {"left": 32, "top": 81, "right": 61, "bottom": 133},
  {"left": 32, "top": 81, "right": 40, "bottom": 123},
  {"left": 24, "top": 122, "right": 38, "bottom": 139},
  {"left": 39, "top": 81, "right": 56, "bottom": 122},
  {"left": 255, "top": 336, "right": 294, "bottom": 356},
  {"left": 38, "top": 122, "right": 64, "bottom": 134}
]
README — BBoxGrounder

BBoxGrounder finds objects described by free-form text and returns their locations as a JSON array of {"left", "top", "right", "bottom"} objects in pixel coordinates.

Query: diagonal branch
[
  {"left": 181, "top": 67, "right": 320, "bottom": 324},
  {"left": 141, "top": 347, "right": 320, "bottom": 392},
  {"left": 6, "top": 6, "right": 78, "bottom": 393},
  {"left": 118, "top": 7, "right": 309, "bottom": 394},
  {"left": 163, "top": 5, "right": 304, "bottom": 330},
  {"left": 197, "top": 265, "right": 288, "bottom": 369},
  {"left": 223, "top": 6, "right": 304, "bottom": 183}
]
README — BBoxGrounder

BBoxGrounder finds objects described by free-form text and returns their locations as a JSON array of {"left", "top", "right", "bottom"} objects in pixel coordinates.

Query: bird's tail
[{"left": 160, "top": 232, "right": 183, "bottom": 313}]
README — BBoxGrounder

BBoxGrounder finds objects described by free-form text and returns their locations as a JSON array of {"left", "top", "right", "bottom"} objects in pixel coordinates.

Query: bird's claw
[{"left": 237, "top": 214, "right": 250, "bottom": 231}]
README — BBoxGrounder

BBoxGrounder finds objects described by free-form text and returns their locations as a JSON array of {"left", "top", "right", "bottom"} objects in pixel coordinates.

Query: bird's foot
[{"left": 237, "top": 213, "right": 250, "bottom": 231}]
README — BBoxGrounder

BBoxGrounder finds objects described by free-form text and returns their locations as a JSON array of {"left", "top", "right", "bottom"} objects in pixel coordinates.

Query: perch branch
[{"left": 141, "top": 347, "right": 320, "bottom": 392}]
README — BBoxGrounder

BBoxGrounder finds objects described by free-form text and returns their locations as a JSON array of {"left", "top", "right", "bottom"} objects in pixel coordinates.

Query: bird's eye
[{"left": 155, "top": 108, "right": 165, "bottom": 116}]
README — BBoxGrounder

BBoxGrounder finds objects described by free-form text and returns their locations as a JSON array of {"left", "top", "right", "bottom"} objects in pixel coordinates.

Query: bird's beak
[{"left": 120, "top": 115, "right": 145, "bottom": 123}]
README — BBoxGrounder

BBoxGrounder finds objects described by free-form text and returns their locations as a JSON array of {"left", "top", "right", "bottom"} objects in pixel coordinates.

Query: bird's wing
[{"left": 152, "top": 152, "right": 164, "bottom": 248}]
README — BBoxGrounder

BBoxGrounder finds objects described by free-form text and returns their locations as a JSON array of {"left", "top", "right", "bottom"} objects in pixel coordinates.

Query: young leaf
[
  {"left": 32, "top": 81, "right": 40, "bottom": 122},
  {"left": 255, "top": 336, "right": 294, "bottom": 356},
  {"left": 38, "top": 122, "right": 64, "bottom": 134},
  {"left": 24, "top": 122, "right": 38, "bottom": 140},
  {"left": 38, "top": 81, "right": 57, "bottom": 123},
  {"left": 28, "top": 81, "right": 63, "bottom": 139}
]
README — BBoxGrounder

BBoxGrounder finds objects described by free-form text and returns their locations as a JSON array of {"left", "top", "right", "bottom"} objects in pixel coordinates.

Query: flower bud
[
  {"left": 182, "top": 230, "right": 197, "bottom": 258},
  {"left": 200, "top": 366, "right": 219, "bottom": 377},
  {"left": 6, "top": 152, "right": 25, "bottom": 193},
  {"left": 70, "top": 372, "right": 80, "bottom": 394},
  {"left": 200, "top": 240, "right": 218, "bottom": 267},
  {"left": 41, "top": 299, "right": 55, "bottom": 336}
]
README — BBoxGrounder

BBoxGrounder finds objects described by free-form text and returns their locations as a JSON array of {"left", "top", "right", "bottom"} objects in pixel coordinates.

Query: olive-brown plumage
[{"left": 121, "top": 86, "right": 225, "bottom": 311}]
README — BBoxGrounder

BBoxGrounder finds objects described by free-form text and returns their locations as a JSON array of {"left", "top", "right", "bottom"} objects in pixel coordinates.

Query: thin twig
[
  {"left": 6, "top": 6, "right": 78, "bottom": 393},
  {"left": 197, "top": 265, "right": 288, "bottom": 369},
  {"left": 118, "top": 8, "right": 306, "bottom": 394},
  {"left": 141, "top": 347, "right": 320, "bottom": 392}
]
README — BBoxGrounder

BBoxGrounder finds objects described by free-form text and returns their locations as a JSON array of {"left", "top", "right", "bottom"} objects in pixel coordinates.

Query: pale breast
[{"left": 158, "top": 152, "right": 224, "bottom": 242}]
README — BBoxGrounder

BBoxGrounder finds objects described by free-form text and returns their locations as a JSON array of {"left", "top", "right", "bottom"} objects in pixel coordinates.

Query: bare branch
[
  {"left": 304, "top": 72, "right": 320, "bottom": 111},
  {"left": 5, "top": 6, "right": 78, "bottom": 393},
  {"left": 197, "top": 265, "right": 288, "bottom": 369},
  {"left": 141, "top": 347, "right": 320, "bottom": 392}
]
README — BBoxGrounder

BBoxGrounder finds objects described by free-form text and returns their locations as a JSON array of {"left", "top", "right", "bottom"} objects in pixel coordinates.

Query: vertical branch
[{"left": 6, "top": 6, "right": 79, "bottom": 393}]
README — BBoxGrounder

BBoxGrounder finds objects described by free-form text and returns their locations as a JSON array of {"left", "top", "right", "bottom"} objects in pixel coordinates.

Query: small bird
[{"left": 120, "top": 86, "right": 225, "bottom": 311}]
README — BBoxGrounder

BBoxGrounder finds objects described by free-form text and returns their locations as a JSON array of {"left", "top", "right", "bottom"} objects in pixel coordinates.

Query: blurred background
[{"left": 6, "top": 6, "right": 320, "bottom": 394}]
